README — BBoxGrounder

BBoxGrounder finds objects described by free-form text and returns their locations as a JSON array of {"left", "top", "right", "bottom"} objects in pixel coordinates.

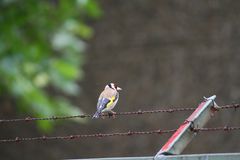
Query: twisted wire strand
[{"left": 0, "top": 104, "right": 238, "bottom": 123}]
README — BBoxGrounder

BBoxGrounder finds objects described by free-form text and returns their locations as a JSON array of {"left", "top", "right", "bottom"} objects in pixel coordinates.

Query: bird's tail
[{"left": 92, "top": 111, "right": 100, "bottom": 119}]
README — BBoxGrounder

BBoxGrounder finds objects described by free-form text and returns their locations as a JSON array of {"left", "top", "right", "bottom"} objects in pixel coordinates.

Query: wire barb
[{"left": 0, "top": 104, "right": 238, "bottom": 124}]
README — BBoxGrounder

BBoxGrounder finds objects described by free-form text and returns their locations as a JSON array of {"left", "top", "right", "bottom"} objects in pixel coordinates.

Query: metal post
[{"left": 155, "top": 95, "right": 219, "bottom": 158}]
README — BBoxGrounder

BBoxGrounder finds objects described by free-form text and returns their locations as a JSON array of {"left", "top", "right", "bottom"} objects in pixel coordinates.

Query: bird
[{"left": 92, "top": 83, "right": 122, "bottom": 119}]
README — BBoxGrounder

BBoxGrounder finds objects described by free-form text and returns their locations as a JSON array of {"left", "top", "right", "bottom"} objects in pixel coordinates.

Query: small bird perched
[{"left": 92, "top": 83, "right": 122, "bottom": 119}]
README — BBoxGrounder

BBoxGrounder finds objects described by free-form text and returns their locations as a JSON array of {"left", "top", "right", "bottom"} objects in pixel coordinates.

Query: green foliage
[{"left": 0, "top": 0, "right": 102, "bottom": 132}]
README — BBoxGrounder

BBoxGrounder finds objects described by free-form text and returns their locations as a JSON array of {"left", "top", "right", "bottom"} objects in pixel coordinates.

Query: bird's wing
[
  {"left": 97, "top": 98, "right": 110, "bottom": 112},
  {"left": 97, "top": 95, "right": 118, "bottom": 111}
]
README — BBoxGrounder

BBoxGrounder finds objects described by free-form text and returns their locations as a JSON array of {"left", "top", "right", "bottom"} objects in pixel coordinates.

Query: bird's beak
[{"left": 117, "top": 87, "right": 122, "bottom": 91}]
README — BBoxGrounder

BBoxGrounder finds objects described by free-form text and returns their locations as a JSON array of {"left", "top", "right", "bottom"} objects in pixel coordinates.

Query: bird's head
[{"left": 105, "top": 83, "right": 122, "bottom": 91}]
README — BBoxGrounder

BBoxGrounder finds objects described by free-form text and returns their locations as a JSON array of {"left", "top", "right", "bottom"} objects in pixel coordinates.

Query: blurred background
[{"left": 0, "top": 0, "right": 240, "bottom": 159}]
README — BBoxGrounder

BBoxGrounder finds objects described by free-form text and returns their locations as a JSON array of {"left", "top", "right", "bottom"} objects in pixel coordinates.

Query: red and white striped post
[{"left": 155, "top": 95, "right": 219, "bottom": 158}]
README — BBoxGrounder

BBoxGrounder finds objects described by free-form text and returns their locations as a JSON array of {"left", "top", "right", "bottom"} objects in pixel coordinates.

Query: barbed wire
[
  {"left": 193, "top": 126, "right": 240, "bottom": 132},
  {"left": 216, "top": 104, "right": 239, "bottom": 110},
  {"left": 0, "top": 126, "right": 239, "bottom": 143},
  {"left": 0, "top": 129, "right": 177, "bottom": 143},
  {"left": 0, "top": 104, "right": 238, "bottom": 124}
]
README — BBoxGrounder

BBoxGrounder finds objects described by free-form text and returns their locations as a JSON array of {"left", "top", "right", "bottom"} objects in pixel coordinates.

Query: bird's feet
[
  {"left": 108, "top": 111, "right": 116, "bottom": 119},
  {"left": 101, "top": 113, "right": 106, "bottom": 119}
]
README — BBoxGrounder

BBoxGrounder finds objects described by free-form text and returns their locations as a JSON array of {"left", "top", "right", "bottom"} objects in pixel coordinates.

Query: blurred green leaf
[
  {"left": 64, "top": 19, "right": 93, "bottom": 39},
  {"left": 80, "top": 0, "right": 103, "bottom": 18},
  {"left": 0, "top": 0, "right": 102, "bottom": 132},
  {"left": 37, "top": 120, "right": 54, "bottom": 133},
  {"left": 52, "top": 59, "right": 79, "bottom": 80},
  {"left": 33, "top": 72, "right": 49, "bottom": 88}
]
